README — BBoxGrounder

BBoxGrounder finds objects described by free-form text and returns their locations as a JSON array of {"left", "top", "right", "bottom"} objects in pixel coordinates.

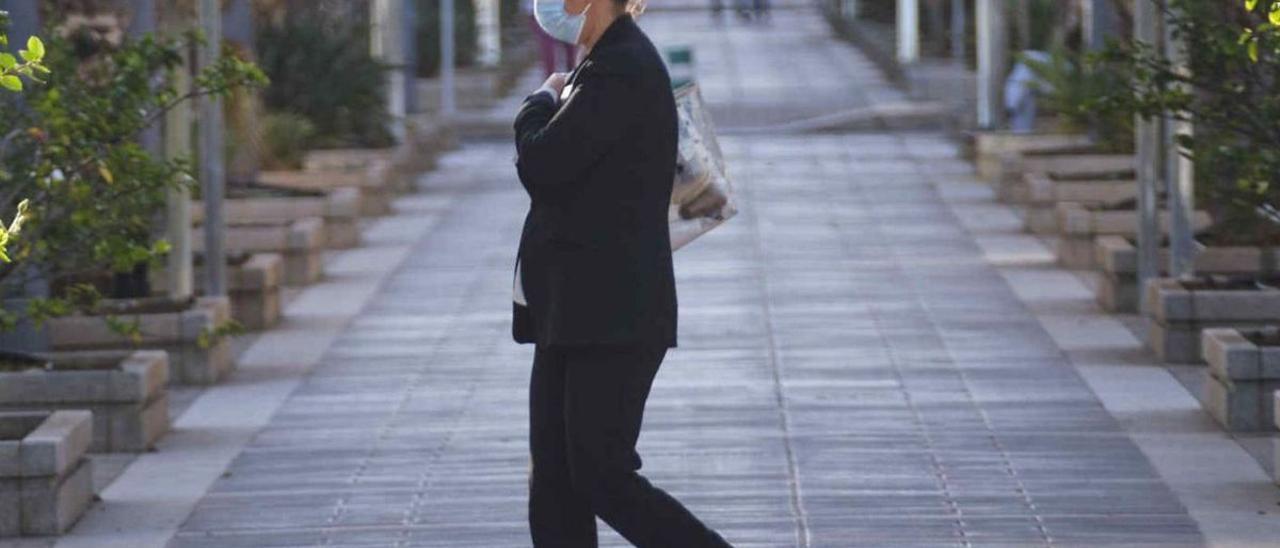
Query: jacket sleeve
[{"left": 514, "top": 62, "right": 634, "bottom": 192}]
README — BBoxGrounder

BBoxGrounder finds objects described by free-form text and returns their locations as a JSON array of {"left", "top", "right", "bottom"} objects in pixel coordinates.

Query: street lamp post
[
  {"left": 198, "top": 0, "right": 227, "bottom": 297},
  {"left": 897, "top": 0, "right": 920, "bottom": 65},
  {"left": 1164, "top": 3, "right": 1195, "bottom": 279},
  {"left": 441, "top": 0, "right": 457, "bottom": 117},
  {"left": 950, "top": 0, "right": 965, "bottom": 67},
  {"left": 976, "top": 0, "right": 1006, "bottom": 129},
  {"left": 1083, "top": 0, "right": 1118, "bottom": 52},
  {"left": 130, "top": 0, "right": 194, "bottom": 301},
  {"left": 372, "top": 0, "right": 409, "bottom": 143},
  {"left": 1134, "top": 0, "right": 1162, "bottom": 311}
]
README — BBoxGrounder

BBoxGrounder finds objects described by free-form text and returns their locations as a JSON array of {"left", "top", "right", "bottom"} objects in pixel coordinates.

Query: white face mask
[{"left": 534, "top": 0, "right": 588, "bottom": 45}]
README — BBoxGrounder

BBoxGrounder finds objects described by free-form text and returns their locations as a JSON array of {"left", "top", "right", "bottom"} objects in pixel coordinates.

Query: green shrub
[
  {"left": 416, "top": 0, "right": 480, "bottom": 77},
  {"left": 1093, "top": 0, "right": 1280, "bottom": 254},
  {"left": 1022, "top": 48, "right": 1133, "bottom": 153},
  {"left": 0, "top": 28, "right": 263, "bottom": 328},
  {"left": 256, "top": 12, "right": 394, "bottom": 149},
  {"left": 260, "top": 112, "right": 316, "bottom": 171}
]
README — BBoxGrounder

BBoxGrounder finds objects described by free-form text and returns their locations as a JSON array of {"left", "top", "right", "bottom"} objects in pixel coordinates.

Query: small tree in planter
[
  {"left": 256, "top": 9, "right": 392, "bottom": 150},
  {"left": 1090, "top": 0, "right": 1280, "bottom": 362},
  {"left": 0, "top": 17, "right": 264, "bottom": 381}
]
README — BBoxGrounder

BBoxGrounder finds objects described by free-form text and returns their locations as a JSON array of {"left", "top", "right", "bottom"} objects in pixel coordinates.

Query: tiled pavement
[{"left": 159, "top": 8, "right": 1213, "bottom": 548}]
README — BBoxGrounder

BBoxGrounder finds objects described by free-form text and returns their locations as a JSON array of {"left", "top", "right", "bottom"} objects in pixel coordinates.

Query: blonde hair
[{"left": 623, "top": 0, "right": 646, "bottom": 16}]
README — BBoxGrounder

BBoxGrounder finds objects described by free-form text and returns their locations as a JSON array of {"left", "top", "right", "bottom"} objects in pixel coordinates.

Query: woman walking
[{"left": 512, "top": 0, "right": 733, "bottom": 546}]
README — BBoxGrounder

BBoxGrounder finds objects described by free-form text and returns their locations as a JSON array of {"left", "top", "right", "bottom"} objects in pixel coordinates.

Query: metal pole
[
  {"left": 221, "top": 0, "right": 253, "bottom": 50},
  {"left": 976, "top": 0, "right": 1006, "bottom": 128},
  {"left": 128, "top": 0, "right": 161, "bottom": 157},
  {"left": 1083, "top": 0, "right": 1118, "bottom": 52},
  {"left": 843, "top": 0, "right": 860, "bottom": 20},
  {"left": 1163, "top": 1, "right": 1194, "bottom": 277},
  {"left": 5, "top": 1, "right": 39, "bottom": 56},
  {"left": 128, "top": 0, "right": 193, "bottom": 301},
  {"left": 404, "top": 0, "right": 419, "bottom": 114},
  {"left": 897, "top": 0, "right": 920, "bottom": 64},
  {"left": 950, "top": 0, "right": 965, "bottom": 66},
  {"left": 159, "top": 1, "right": 194, "bottom": 301},
  {"left": 441, "top": 0, "right": 457, "bottom": 117},
  {"left": 477, "top": 0, "right": 502, "bottom": 67},
  {"left": 372, "top": 0, "right": 408, "bottom": 142},
  {"left": 198, "top": 0, "right": 227, "bottom": 297},
  {"left": 1134, "top": 0, "right": 1162, "bottom": 311}
]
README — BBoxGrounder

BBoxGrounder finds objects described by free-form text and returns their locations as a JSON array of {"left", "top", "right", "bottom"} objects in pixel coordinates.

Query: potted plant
[
  {"left": 1088, "top": 1, "right": 1280, "bottom": 362},
  {"left": 0, "top": 17, "right": 262, "bottom": 373},
  {"left": 983, "top": 45, "right": 1136, "bottom": 198}
]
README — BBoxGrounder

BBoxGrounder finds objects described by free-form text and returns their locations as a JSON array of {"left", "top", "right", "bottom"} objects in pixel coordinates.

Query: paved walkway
[
  {"left": 42, "top": 6, "right": 1280, "bottom": 548},
  {"left": 160, "top": 10, "right": 1209, "bottom": 547}
]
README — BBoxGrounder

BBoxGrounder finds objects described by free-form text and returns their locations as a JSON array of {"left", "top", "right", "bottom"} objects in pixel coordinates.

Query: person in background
[
  {"left": 513, "top": 0, "right": 736, "bottom": 545},
  {"left": 524, "top": 0, "right": 578, "bottom": 76}
]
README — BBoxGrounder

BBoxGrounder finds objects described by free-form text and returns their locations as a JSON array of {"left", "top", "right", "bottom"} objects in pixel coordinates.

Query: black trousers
[{"left": 528, "top": 344, "right": 732, "bottom": 547}]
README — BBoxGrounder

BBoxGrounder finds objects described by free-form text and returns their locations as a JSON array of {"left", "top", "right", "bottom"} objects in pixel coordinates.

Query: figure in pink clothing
[{"left": 523, "top": 0, "right": 578, "bottom": 76}]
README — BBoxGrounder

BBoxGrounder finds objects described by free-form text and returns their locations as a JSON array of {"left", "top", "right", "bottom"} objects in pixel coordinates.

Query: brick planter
[
  {"left": 304, "top": 148, "right": 394, "bottom": 173},
  {"left": 970, "top": 131, "right": 1092, "bottom": 183},
  {"left": 0, "top": 351, "right": 169, "bottom": 451},
  {"left": 1201, "top": 328, "right": 1280, "bottom": 431},
  {"left": 152, "top": 253, "right": 283, "bottom": 331},
  {"left": 196, "top": 217, "right": 324, "bottom": 286},
  {"left": 1095, "top": 237, "right": 1266, "bottom": 312},
  {"left": 304, "top": 148, "right": 413, "bottom": 198},
  {"left": 1023, "top": 175, "right": 1134, "bottom": 234},
  {"left": 260, "top": 169, "right": 392, "bottom": 217},
  {"left": 196, "top": 186, "right": 360, "bottom": 249},
  {"left": 1146, "top": 278, "right": 1280, "bottom": 364},
  {"left": 1055, "top": 203, "right": 1210, "bottom": 269},
  {"left": 416, "top": 69, "right": 504, "bottom": 113},
  {"left": 997, "top": 153, "right": 1133, "bottom": 205},
  {"left": 0, "top": 410, "right": 93, "bottom": 537},
  {"left": 403, "top": 119, "right": 456, "bottom": 175},
  {"left": 46, "top": 297, "right": 233, "bottom": 385}
]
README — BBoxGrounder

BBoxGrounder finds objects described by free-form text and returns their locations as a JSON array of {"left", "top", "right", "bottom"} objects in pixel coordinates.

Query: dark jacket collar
[
  {"left": 590, "top": 14, "right": 638, "bottom": 55},
  {"left": 570, "top": 14, "right": 638, "bottom": 78}
]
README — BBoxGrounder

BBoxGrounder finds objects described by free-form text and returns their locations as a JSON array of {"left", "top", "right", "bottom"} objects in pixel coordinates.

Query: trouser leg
[
  {"left": 561, "top": 345, "right": 733, "bottom": 548},
  {"left": 529, "top": 346, "right": 597, "bottom": 547}
]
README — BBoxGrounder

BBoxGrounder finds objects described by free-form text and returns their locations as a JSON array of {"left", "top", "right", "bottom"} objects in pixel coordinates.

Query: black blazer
[{"left": 512, "top": 15, "right": 678, "bottom": 348}]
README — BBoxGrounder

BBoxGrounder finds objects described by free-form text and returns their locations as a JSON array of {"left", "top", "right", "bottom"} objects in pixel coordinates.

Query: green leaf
[
  {"left": 0, "top": 74, "right": 20, "bottom": 91},
  {"left": 24, "top": 36, "right": 43, "bottom": 62},
  {"left": 1249, "top": 40, "right": 1260, "bottom": 62},
  {"left": 1248, "top": 0, "right": 1259, "bottom": 11},
  {"left": 1270, "top": 4, "right": 1280, "bottom": 25},
  {"left": 0, "top": 53, "right": 15, "bottom": 70}
]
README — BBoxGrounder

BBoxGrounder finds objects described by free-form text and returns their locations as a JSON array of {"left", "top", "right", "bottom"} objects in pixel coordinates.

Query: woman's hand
[{"left": 535, "top": 72, "right": 570, "bottom": 100}]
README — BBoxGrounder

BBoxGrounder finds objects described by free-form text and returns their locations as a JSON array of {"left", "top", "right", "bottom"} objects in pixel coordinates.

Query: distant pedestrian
[
  {"left": 751, "top": 0, "right": 770, "bottom": 21},
  {"left": 524, "top": 0, "right": 577, "bottom": 77},
  {"left": 514, "top": 0, "right": 736, "bottom": 546}
]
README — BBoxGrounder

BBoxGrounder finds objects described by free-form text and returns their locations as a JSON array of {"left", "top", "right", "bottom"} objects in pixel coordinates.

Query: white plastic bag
[{"left": 670, "top": 83, "right": 737, "bottom": 251}]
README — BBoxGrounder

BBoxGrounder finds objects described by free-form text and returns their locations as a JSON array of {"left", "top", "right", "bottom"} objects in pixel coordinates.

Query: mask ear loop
[{"left": 571, "top": 3, "right": 592, "bottom": 45}]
